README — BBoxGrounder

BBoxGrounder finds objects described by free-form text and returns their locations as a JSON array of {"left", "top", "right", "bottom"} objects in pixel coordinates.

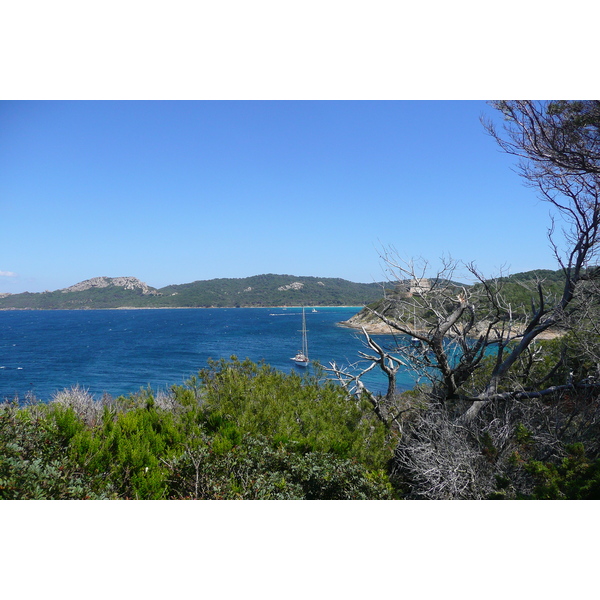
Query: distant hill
[
  {"left": 154, "top": 274, "right": 390, "bottom": 308},
  {"left": 342, "top": 268, "right": 569, "bottom": 333},
  {"left": 0, "top": 274, "right": 391, "bottom": 310},
  {"left": 478, "top": 269, "right": 567, "bottom": 310}
]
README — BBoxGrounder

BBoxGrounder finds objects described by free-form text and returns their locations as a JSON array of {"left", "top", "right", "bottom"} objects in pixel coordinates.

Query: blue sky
[{"left": 0, "top": 100, "right": 563, "bottom": 293}]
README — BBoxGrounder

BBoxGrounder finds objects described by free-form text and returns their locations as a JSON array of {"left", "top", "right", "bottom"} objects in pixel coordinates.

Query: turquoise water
[{"left": 0, "top": 307, "right": 419, "bottom": 401}]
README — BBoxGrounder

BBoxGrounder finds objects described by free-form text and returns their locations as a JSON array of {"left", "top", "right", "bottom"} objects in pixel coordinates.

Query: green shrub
[
  {"left": 1, "top": 359, "right": 399, "bottom": 500},
  {"left": 194, "top": 357, "right": 395, "bottom": 470},
  {"left": 164, "top": 434, "right": 397, "bottom": 500},
  {"left": 0, "top": 402, "right": 105, "bottom": 499},
  {"left": 67, "top": 401, "right": 185, "bottom": 499},
  {"left": 525, "top": 443, "right": 600, "bottom": 499}
]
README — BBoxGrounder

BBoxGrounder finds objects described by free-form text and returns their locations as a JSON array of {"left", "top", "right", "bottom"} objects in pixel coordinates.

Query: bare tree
[
  {"left": 393, "top": 389, "right": 600, "bottom": 499},
  {"left": 464, "top": 101, "right": 600, "bottom": 419},
  {"left": 338, "top": 102, "right": 600, "bottom": 412},
  {"left": 329, "top": 326, "right": 410, "bottom": 431},
  {"left": 331, "top": 250, "right": 584, "bottom": 417},
  {"left": 484, "top": 100, "right": 600, "bottom": 176},
  {"left": 327, "top": 102, "right": 600, "bottom": 497}
]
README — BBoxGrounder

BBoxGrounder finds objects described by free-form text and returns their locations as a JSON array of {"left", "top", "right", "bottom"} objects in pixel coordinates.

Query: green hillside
[
  {"left": 345, "top": 268, "right": 570, "bottom": 328},
  {"left": 153, "top": 274, "right": 388, "bottom": 307},
  {"left": 472, "top": 269, "right": 567, "bottom": 314},
  {"left": 0, "top": 270, "right": 573, "bottom": 311},
  {"left": 0, "top": 274, "right": 391, "bottom": 310}
]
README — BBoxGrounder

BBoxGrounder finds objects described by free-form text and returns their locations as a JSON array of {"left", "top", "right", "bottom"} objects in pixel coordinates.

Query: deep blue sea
[{"left": 0, "top": 307, "right": 419, "bottom": 402}]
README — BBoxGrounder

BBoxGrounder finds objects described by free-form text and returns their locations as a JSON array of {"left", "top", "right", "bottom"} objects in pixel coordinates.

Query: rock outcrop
[
  {"left": 277, "top": 282, "right": 305, "bottom": 291},
  {"left": 60, "top": 276, "right": 158, "bottom": 295}
]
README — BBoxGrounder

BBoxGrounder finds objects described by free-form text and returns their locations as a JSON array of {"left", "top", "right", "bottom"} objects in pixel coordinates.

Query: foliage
[
  {"left": 0, "top": 402, "right": 107, "bottom": 499},
  {"left": 165, "top": 434, "right": 395, "bottom": 500},
  {"left": 194, "top": 357, "right": 396, "bottom": 470},
  {"left": 391, "top": 390, "right": 600, "bottom": 499},
  {"left": 66, "top": 403, "right": 183, "bottom": 499},
  {"left": 524, "top": 443, "right": 600, "bottom": 499},
  {"left": 0, "top": 360, "right": 398, "bottom": 500},
  {"left": 0, "top": 274, "right": 390, "bottom": 309}
]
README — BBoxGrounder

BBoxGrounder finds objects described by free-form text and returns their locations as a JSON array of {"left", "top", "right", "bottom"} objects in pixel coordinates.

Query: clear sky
[{"left": 0, "top": 100, "right": 564, "bottom": 294}]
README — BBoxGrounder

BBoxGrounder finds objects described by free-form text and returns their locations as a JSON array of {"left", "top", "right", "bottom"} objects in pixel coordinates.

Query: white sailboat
[{"left": 291, "top": 307, "right": 309, "bottom": 367}]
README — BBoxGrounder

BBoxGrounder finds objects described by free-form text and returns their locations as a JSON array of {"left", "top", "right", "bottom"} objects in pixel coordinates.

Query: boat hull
[{"left": 291, "top": 353, "right": 309, "bottom": 367}]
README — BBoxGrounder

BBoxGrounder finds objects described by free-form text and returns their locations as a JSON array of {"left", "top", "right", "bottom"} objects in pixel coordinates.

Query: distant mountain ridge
[{"left": 0, "top": 274, "right": 391, "bottom": 310}]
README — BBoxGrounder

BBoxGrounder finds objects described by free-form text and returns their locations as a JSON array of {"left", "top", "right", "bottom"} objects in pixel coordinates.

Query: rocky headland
[{"left": 340, "top": 307, "right": 564, "bottom": 340}]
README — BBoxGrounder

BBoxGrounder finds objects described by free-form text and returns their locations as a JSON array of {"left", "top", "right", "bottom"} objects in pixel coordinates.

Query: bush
[
  {"left": 525, "top": 443, "right": 600, "bottom": 499},
  {"left": 67, "top": 403, "right": 186, "bottom": 499},
  {"left": 194, "top": 357, "right": 396, "bottom": 470},
  {"left": 0, "top": 402, "right": 106, "bottom": 499},
  {"left": 0, "top": 359, "right": 399, "bottom": 500},
  {"left": 164, "top": 434, "right": 396, "bottom": 500}
]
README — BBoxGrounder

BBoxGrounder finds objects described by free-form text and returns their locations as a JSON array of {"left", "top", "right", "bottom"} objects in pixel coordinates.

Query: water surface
[{"left": 0, "top": 307, "right": 418, "bottom": 401}]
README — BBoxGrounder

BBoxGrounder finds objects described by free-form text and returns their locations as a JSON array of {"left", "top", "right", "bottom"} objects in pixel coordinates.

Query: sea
[{"left": 0, "top": 307, "right": 419, "bottom": 402}]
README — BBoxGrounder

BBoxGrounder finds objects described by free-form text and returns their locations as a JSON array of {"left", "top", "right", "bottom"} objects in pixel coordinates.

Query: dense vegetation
[
  {"left": 0, "top": 274, "right": 391, "bottom": 310},
  {"left": 0, "top": 358, "right": 398, "bottom": 500},
  {"left": 4, "top": 351, "right": 600, "bottom": 500},
  {"left": 475, "top": 269, "right": 567, "bottom": 317},
  {"left": 156, "top": 274, "right": 391, "bottom": 308}
]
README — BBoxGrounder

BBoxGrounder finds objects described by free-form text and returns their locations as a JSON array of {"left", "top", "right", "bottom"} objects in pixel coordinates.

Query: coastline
[
  {"left": 338, "top": 316, "right": 565, "bottom": 340},
  {"left": 0, "top": 305, "right": 363, "bottom": 311}
]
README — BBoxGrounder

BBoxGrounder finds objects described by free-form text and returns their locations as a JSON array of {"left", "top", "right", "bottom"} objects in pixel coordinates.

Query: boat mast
[{"left": 301, "top": 306, "right": 308, "bottom": 359}]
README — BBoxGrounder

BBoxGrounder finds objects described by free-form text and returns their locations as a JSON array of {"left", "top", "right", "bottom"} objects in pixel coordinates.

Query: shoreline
[
  {"left": 338, "top": 318, "right": 565, "bottom": 340},
  {"left": 0, "top": 305, "right": 363, "bottom": 312}
]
